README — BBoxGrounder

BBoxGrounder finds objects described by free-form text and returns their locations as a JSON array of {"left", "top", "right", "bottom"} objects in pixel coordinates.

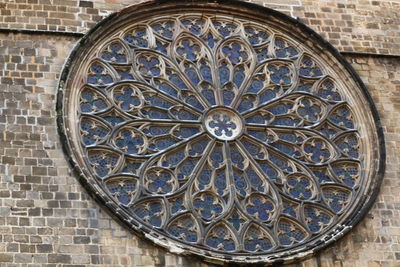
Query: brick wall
[
  {"left": 0, "top": 0, "right": 399, "bottom": 266},
  {"left": 1, "top": 0, "right": 400, "bottom": 55}
]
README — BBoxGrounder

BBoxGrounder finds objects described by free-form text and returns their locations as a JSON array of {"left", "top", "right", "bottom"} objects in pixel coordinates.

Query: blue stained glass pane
[
  {"left": 143, "top": 126, "right": 171, "bottom": 136},
  {"left": 202, "top": 87, "right": 216, "bottom": 106},
  {"left": 278, "top": 133, "right": 297, "bottom": 143},
  {"left": 246, "top": 195, "right": 274, "bottom": 221},
  {"left": 304, "top": 207, "right": 331, "bottom": 233},
  {"left": 332, "top": 163, "right": 359, "bottom": 187},
  {"left": 287, "top": 176, "right": 312, "bottom": 200},
  {"left": 114, "top": 87, "right": 141, "bottom": 111},
  {"left": 115, "top": 130, "right": 145, "bottom": 155},
  {"left": 296, "top": 82, "right": 313, "bottom": 92},
  {"left": 155, "top": 40, "right": 168, "bottom": 55},
  {"left": 163, "top": 151, "right": 185, "bottom": 167},
  {"left": 222, "top": 89, "right": 235, "bottom": 106},
  {"left": 147, "top": 169, "right": 174, "bottom": 193},
  {"left": 219, "top": 63, "right": 230, "bottom": 85},
  {"left": 283, "top": 203, "right": 296, "bottom": 217},
  {"left": 177, "top": 159, "right": 198, "bottom": 180},
  {"left": 259, "top": 89, "right": 277, "bottom": 104},
  {"left": 87, "top": 63, "right": 114, "bottom": 86},
  {"left": 188, "top": 138, "right": 209, "bottom": 156},
  {"left": 133, "top": 201, "right": 164, "bottom": 227},
  {"left": 245, "top": 27, "right": 269, "bottom": 46},
  {"left": 81, "top": 119, "right": 109, "bottom": 145},
  {"left": 101, "top": 43, "right": 127, "bottom": 63},
  {"left": 278, "top": 221, "right": 306, "bottom": 246},
  {"left": 102, "top": 112, "right": 124, "bottom": 126},
  {"left": 122, "top": 161, "right": 142, "bottom": 174},
  {"left": 143, "top": 108, "right": 170, "bottom": 119},
  {"left": 168, "top": 216, "right": 198, "bottom": 242},
  {"left": 170, "top": 196, "right": 185, "bottom": 214},
  {"left": 117, "top": 69, "right": 134, "bottom": 80},
  {"left": 233, "top": 67, "right": 245, "bottom": 88},
  {"left": 152, "top": 21, "right": 174, "bottom": 39},
  {"left": 245, "top": 168, "right": 264, "bottom": 192},
  {"left": 173, "top": 109, "right": 198, "bottom": 121},
  {"left": 318, "top": 80, "right": 341, "bottom": 101},
  {"left": 230, "top": 147, "right": 245, "bottom": 169},
  {"left": 89, "top": 152, "right": 119, "bottom": 177},
  {"left": 200, "top": 62, "right": 212, "bottom": 83},
  {"left": 150, "top": 137, "right": 176, "bottom": 151},
  {"left": 269, "top": 154, "right": 293, "bottom": 173},
  {"left": 182, "top": 19, "right": 204, "bottom": 35},
  {"left": 304, "top": 139, "right": 331, "bottom": 163},
  {"left": 177, "top": 40, "right": 200, "bottom": 61},
  {"left": 194, "top": 193, "right": 223, "bottom": 219},
  {"left": 272, "top": 117, "right": 301, "bottom": 127},
  {"left": 154, "top": 81, "right": 178, "bottom": 97},
  {"left": 257, "top": 47, "right": 269, "bottom": 62},
  {"left": 245, "top": 113, "right": 271, "bottom": 124},
  {"left": 147, "top": 130, "right": 172, "bottom": 144},
  {"left": 244, "top": 238, "right": 273, "bottom": 252},
  {"left": 313, "top": 170, "right": 332, "bottom": 184},
  {"left": 167, "top": 72, "right": 189, "bottom": 90},
  {"left": 107, "top": 180, "right": 137, "bottom": 205},
  {"left": 268, "top": 65, "right": 291, "bottom": 85},
  {"left": 228, "top": 212, "right": 245, "bottom": 230},
  {"left": 299, "top": 57, "right": 323, "bottom": 77},
  {"left": 124, "top": 28, "right": 148, "bottom": 47},
  {"left": 323, "top": 187, "right": 350, "bottom": 213},
  {"left": 258, "top": 163, "right": 281, "bottom": 184},
  {"left": 275, "top": 38, "right": 298, "bottom": 58},
  {"left": 248, "top": 77, "right": 265, "bottom": 93},
  {"left": 213, "top": 21, "right": 237, "bottom": 37},
  {"left": 244, "top": 226, "right": 273, "bottom": 252},
  {"left": 242, "top": 140, "right": 267, "bottom": 160},
  {"left": 198, "top": 166, "right": 212, "bottom": 190},
  {"left": 205, "top": 225, "right": 236, "bottom": 251},
  {"left": 214, "top": 169, "right": 227, "bottom": 195},
  {"left": 80, "top": 90, "right": 108, "bottom": 113},
  {"left": 210, "top": 145, "right": 224, "bottom": 168},
  {"left": 233, "top": 171, "right": 247, "bottom": 197},
  {"left": 138, "top": 56, "right": 161, "bottom": 76},
  {"left": 185, "top": 66, "right": 200, "bottom": 85},
  {"left": 223, "top": 43, "right": 248, "bottom": 65},
  {"left": 329, "top": 106, "right": 354, "bottom": 129},
  {"left": 268, "top": 103, "right": 292, "bottom": 115},
  {"left": 297, "top": 99, "right": 322, "bottom": 122},
  {"left": 248, "top": 130, "right": 273, "bottom": 143},
  {"left": 204, "top": 32, "right": 217, "bottom": 48},
  {"left": 236, "top": 96, "right": 254, "bottom": 113}
]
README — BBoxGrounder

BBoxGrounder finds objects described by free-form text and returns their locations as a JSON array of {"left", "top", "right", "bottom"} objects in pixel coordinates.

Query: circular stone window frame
[{"left": 57, "top": 0, "right": 386, "bottom": 264}]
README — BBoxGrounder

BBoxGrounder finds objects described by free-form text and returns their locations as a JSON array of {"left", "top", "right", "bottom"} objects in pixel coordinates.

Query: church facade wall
[{"left": 0, "top": 1, "right": 399, "bottom": 266}]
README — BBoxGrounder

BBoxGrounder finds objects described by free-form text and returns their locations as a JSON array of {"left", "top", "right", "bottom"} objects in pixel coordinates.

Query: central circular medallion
[{"left": 204, "top": 108, "right": 243, "bottom": 140}]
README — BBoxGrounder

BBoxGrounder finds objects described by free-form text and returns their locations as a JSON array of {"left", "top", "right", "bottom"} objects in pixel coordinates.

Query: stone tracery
[{"left": 58, "top": 4, "right": 383, "bottom": 263}]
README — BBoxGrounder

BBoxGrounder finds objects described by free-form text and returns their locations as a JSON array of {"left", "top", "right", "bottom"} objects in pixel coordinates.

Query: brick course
[{"left": 0, "top": 0, "right": 399, "bottom": 266}]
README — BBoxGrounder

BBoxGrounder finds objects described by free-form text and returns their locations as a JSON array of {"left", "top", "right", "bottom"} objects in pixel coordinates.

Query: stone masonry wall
[
  {"left": 0, "top": 0, "right": 400, "bottom": 55},
  {"left": 0, "top": 0, "right": 400, "bottom": 266}
]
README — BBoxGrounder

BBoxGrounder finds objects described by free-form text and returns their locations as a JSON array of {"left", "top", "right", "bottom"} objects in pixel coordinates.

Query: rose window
[{"left": 58, "top": 1, "right": 384, "bottom": 264}]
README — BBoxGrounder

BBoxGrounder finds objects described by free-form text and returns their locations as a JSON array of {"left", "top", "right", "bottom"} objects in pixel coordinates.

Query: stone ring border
[{"left": 56, "top": 0, "right": 386, "bottom": 264}]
